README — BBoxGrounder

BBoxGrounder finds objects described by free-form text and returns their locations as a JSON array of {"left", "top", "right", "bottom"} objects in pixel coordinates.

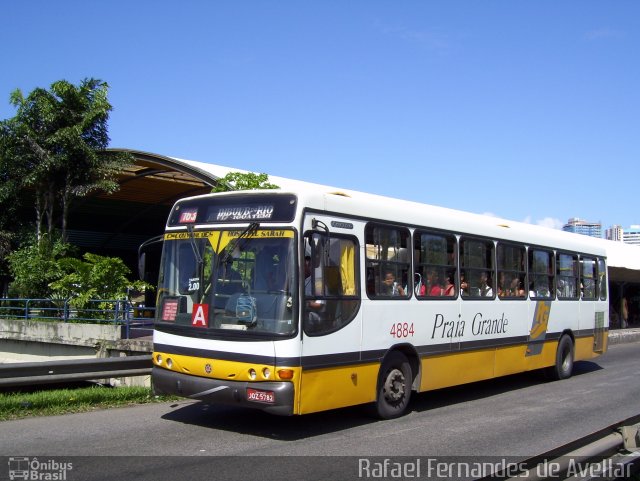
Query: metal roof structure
[{"left": 66, "top": 149, "right": 215, "bottom": 263}]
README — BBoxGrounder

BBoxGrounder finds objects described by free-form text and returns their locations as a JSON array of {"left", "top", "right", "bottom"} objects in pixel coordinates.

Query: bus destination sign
[
  {"left": 209, "top": 204, "right": 275, "bottom": 222},
  {"left": 169, "top": 194, "right": 297, "bottom": 226}
]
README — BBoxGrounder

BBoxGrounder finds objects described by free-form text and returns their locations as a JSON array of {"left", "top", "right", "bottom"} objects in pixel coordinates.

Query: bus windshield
[{"left": 156, "top": 227, "right": 296, "bottom": 336}]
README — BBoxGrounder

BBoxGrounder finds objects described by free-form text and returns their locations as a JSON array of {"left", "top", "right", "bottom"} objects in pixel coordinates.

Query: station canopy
[
  {"left": 66, "top": 149, "right": 214, "bottom": 263},
  {"left": 66, "top": 148, "right": 325, "bottom": 269}
]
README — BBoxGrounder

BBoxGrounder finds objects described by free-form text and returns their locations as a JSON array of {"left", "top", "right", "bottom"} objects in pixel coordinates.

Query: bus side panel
[
  {"left": 298, "top": 363, "right": 379, "bottom": 414},
  {"left": 576, "top": 299, "right": 608, "bottom": 359},
  {"left": 523, "top": 339, "right": 558, "bottom": 371},
  {"left": 299, "top": 306, "right": 367, "bottom": 413},
  {"left": 494, "top": 344, "right": 529, "bottom": 377},
  {"left": 491, "top": 300, "right": 530, "bottom": 376},
  {"left": 574, "top": 331, "right": 608, "bottom": 360},
  {"left": 545, "top": 301, "right": 579, "bottom": 341},
  {"left": 420, "top": 349, "right": 495, "bottom": 391}
]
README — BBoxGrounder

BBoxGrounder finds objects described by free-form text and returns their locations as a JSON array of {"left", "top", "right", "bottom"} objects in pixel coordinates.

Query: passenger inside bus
[
  {"left": 425, "top": 269, "right": 443, "bottom": 296},
  {"left": 382, "top": 271, "right": 405, "bottom": 296},
  {"left": 460, "top": 273, "right": 469, "bottom": 296},
  {"left": 443, "top": 273, "right": 455, "bottom": 296},
  {"left": 480, "top": 271, "right": 493, "bottom": 297}
]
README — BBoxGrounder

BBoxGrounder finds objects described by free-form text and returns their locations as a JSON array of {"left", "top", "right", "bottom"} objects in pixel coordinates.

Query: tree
[
  {"left": 49, "top": 252, "right": 149, "bottom": 309},
  {"left": 6, "top": 235, "right": 72, "bottom": 299},
  {"left": 0, "top": 78, "right": 133, "bottom": 242},
  {"left": 213, "top": 172, "right": 279, "bottom": 192}
]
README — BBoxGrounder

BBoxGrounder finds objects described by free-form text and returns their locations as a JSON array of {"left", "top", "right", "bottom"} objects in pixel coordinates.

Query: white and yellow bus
[{"left": 150, "top": 189, "right": 608, "bottom": 418}]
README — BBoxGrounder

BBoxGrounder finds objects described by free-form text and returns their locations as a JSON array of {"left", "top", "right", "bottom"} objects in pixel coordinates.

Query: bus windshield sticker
[
  {"left": 178, "top": 208, "right": 198, "bottom": 223},
  {"left": 220, "top": 324, "right": 248, "bottom": 331},
  {"left": 164, "top": 231, "right": 206, "bottom": 240},
  {"left": 191, "top": 304, "right": 209, "bottom": 327},
  {"left": 187, "top": 277, "right": 200, "bottom": 292},
  {"left": 161, "top": 299, "right": 179, "bottom": 322}
]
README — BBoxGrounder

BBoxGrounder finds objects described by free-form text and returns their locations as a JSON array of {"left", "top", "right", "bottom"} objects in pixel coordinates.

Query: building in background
[
  {"left": 623, "top": 225, "right": 640, "bottom": 246},
  {"left": 606, "top": 225, "right": 623, "bottom": 242},
  {"left": 562, "top": 218, "right": 602, "bottom": 238}
]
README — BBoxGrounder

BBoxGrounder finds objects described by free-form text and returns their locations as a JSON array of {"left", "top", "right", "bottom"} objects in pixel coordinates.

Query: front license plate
[{"left": 246, "top": 388, "right": 275, "bottom": 404}]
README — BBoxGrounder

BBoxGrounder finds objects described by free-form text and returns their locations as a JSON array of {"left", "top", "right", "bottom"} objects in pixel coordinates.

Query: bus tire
[
  {"left": 373, "top": 351, "right": 413, "bottom": 419},
  {"left": 547, "top": 335, "right": 574, "bottom": 380}
]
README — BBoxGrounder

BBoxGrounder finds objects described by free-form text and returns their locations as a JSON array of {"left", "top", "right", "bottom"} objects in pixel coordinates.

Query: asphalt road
[{"left": 1, "top": 341, "right": 639, "bottom": 481}]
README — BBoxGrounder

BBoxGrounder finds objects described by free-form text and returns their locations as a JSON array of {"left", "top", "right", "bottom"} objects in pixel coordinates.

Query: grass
[{"left": 0, "top": 385, "right": 178, "bottom": 421}]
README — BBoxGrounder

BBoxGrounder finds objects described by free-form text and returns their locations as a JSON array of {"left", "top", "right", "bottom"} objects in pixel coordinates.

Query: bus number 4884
[{"left": 390, "top": 322, "right": 414, "bottom": 338}]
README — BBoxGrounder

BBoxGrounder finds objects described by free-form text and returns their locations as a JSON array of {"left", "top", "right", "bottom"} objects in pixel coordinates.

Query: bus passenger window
[
  {"left": 528, "top": 248, "right": 554, "bottom": 299},
  {"left": 414, "top": 231, "right": 457, "bottom": 298},
  {"left": 581, "top": 256, "right": 597, "bottom": 300},
  {"left": 460, "top": 237, "right": 495, "bottom": 299},
  {"left": 365, "top": 224, "right": 410, "bottom": 299},
  {"left": 557, "top": 253, "right": 579, "bottom": 300},
  {"left": 598, "top": 258, "right": 607, "bottom": 300},
  {"left": 497, "top": 243, "right": 526, "bottom": 299}
]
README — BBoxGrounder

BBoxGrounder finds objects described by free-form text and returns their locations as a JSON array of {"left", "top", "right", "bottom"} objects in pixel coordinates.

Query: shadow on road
[
  {"left": 161, "top": 400, "right": 375, "bottom": 440},
  {"left": 410, "top": 359, "right": 603, "bottom": 413}
]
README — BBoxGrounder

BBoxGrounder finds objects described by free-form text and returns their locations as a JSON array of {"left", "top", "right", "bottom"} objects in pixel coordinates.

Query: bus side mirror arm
[{"left": 138, "top": 235, "right": 164, "bottom": 281}]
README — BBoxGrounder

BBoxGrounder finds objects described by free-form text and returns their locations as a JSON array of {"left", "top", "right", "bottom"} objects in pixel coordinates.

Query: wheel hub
[{"left": 383, "top": 368, "right": 405, "bottom": 402}]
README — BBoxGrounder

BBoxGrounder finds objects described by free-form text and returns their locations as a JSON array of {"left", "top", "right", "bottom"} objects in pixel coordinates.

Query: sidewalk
[{"left": 608, "top": 327, "right": 640, "bottom": 345}]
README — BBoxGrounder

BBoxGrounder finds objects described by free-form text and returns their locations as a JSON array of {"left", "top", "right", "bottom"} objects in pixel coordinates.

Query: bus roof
[{"left": 174, "top": 186, "right": 609, "bottom": 258}]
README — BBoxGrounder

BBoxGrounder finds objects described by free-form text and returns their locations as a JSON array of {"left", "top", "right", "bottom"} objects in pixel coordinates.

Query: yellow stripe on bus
[{"left": 152, "top": 351, "right": 301, "bottom": 383}]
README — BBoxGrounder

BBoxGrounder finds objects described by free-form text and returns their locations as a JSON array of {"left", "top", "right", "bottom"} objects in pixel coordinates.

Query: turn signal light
[{"left": 277, "top": 369, "right": 294, "bottom": 380}]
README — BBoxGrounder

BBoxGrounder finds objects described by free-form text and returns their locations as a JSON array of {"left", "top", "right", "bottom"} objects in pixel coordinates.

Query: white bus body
[{"left": 151, "top": 189, "right": 608, "bottom": 418}]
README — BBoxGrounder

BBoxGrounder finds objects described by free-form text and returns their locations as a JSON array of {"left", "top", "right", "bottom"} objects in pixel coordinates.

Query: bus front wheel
[
  {"left": 373, "top": 351, "right": 413, "bottom": 419},
  {"left": 547, "top": 335, "right": 574, "bottom": 380}
]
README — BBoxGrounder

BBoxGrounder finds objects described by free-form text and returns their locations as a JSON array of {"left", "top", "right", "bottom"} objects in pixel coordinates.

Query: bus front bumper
[{"left": 152, "top": 366, "right": 295, "bottom": 416}]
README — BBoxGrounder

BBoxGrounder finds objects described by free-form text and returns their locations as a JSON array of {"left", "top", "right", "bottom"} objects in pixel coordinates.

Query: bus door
[{"left": 298, "top": 219, "right": 364, "bottom": 413}]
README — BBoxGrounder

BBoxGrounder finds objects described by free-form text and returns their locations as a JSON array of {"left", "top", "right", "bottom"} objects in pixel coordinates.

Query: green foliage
[
  {"left": 213, "top": 171, "right": 279, "bottom": 192},
  {"left": 49, "top": 252, "right": 149, "bottom": 307},
  {"left": 0, "top": 230, "right": 14, "bottom": 283},
  {"left": 0, "top": 386, "right": 177, "bottom": 421},
  {"left": 6, "top": 235, "right": 72, "bottom": 298},
  {"left": 7, "top": 237, "right": 149, "bottom": 305},
  {"left": 0, "top": 78, "right": 133, "bottom": 243}
]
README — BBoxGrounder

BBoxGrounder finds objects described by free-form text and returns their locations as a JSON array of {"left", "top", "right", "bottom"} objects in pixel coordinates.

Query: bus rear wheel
[
  {"left": 547, "top": 335, "right": 574, "bottom": 380},
  {"left": 373, "top": 351, "right": 413, "bottom": 419}
]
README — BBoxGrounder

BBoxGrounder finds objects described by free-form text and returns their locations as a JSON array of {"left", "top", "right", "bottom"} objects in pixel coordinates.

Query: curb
[{"left": 607, "top": 328, "right": 640, "bottom": 345}]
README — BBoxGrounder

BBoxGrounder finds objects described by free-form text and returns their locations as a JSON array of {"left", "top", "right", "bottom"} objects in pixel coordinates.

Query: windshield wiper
[
  {"left": 219, "top": 222, "right": 260, "bottom": 266},
  {"left": 186, "top": 224, "right": 203, "bottom": 265}
]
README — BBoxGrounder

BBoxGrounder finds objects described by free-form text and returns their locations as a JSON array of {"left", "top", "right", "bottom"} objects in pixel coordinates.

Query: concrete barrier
[{"left": 0, "top": 318, "right": 151, "bottom": 366}]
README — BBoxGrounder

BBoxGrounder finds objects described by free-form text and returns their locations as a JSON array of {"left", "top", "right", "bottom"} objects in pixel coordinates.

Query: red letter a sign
[{"left": 192, "top": 304, "right": 209, "bottom": 327}]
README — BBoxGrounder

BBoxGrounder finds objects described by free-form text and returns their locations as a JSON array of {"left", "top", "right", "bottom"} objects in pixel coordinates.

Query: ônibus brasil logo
[{"left": 8, "top": 457, "right": 73, "bottom": 480}]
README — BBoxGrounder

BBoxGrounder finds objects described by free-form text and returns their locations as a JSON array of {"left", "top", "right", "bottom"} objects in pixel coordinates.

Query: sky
[{"left": 1, "top": 1, "right": 639, "bottom": 233}]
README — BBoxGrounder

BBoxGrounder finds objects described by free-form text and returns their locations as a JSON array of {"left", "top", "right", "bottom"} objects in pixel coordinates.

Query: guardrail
[
  {"left": 0, "top": 298, "right": 155, "bottom": 339},
  {"left": 0, "top": 355, "right": 152, "bottom": 387},
  {"left": 480, "top": 414, "right": 640, "bottom": 480}
]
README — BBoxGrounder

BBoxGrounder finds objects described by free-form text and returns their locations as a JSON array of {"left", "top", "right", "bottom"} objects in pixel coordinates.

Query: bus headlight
[
  {"left": 248, "top": 368, "right": 257, "bottom": 380},
  {"left": 262, "top": 368, "right": 271, "bottom": 379},
  {"left": 155, "top": 354, "right": 163, "bottom": 365}
]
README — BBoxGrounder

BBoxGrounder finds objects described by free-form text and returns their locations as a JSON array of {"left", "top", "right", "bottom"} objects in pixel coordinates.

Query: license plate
[{"left": 246, "top": 388, "right": 275, "bottom": 404}]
